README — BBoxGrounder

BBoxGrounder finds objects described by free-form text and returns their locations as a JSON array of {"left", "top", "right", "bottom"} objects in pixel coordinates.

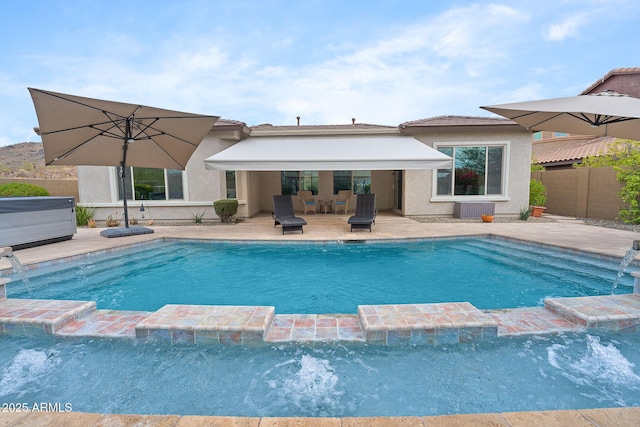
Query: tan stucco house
[{"left": 78, "top": 115, "right": 531, "bottom": 223}]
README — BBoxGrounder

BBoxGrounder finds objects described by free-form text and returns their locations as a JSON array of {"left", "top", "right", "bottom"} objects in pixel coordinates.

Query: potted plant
[{"left": 529, "top": 179, "right": 547, "bottom": 217}]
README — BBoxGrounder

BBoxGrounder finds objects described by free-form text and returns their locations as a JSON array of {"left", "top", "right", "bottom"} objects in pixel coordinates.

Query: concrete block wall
[
  {"left": 532, "top": 167, "right": 623, "bottom": 219},
  {"left": 0, "top": 178, "right": 79, "bottom": 200}
]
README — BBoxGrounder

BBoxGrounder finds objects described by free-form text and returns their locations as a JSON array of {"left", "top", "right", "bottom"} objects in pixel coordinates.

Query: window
[
  {"left": 554, "top": 132, "right": 568, "bottom": 138},
  {"left": 533, "top": 132, "right": 542, "bottom": 141},
  {"left": 117, "top": 167, "right": 184, "bottom": 201},
  {"left": 225, "top": 171, "right": 237, "bottom": 198},
  {"left": 333, "top": 170, "right": 371, "bottom": 194},
  {"left": 436, "top": 145, "right": 504, "bottom": 196},
  {"left": 281, "top": 171, "right": 318, "bottom": 195}
]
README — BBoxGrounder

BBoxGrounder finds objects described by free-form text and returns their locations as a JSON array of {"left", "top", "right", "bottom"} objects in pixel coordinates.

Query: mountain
[{"left": 0, "top": 142, "right": 76, "bottom": 179}]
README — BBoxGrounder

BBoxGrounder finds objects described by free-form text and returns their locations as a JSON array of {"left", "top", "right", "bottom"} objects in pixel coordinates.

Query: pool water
[
  {"left": 0, "top": 332, "right": 638, "bottom": 416},
  {"left": 6, "top": 238, "right": 632, "bottom": 313}
]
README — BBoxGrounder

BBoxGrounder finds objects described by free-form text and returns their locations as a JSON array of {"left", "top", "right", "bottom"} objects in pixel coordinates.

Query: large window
[
  {"left": 436, "top": 145, "right": 504, "bottom": 196},
  {"left": 333, "top": 170, "right": 371, "bottom": 194},
  {"left": 281, "top": 171, "right": 318, "bottom": 195},
  {"left": 117, "top": 167, "right": 183, "bottom": 201}
]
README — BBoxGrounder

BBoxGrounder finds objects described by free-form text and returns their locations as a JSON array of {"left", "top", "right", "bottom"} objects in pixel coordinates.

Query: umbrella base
[{"left": 100, "top": 226, "right": 154, "bottom": 238}]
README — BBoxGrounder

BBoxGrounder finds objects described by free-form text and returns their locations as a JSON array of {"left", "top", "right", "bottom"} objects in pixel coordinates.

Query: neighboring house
[
  {"left": 78, "top": 116, "right": 531, "bottom": 222},
  {"left": 533, "top": 67, "right": 640, "bottom": 170}
]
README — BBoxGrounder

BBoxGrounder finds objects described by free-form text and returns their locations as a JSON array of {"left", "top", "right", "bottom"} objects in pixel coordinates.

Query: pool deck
[{"left": 1, "top": 212, "right": 640, "bottom": 425}]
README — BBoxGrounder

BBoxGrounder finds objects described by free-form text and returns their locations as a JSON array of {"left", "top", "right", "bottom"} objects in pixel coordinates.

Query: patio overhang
[{"left": 203, "top": 136, "right": 453, "bottom": 171}]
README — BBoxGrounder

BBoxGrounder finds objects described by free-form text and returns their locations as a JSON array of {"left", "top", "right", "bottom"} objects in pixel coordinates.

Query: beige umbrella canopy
[
  {"left": 481, "top": 90, "right": 640, "bottom": 141},
  {"left": 29, "top": 88, "right": 219, "bottom": 237}
]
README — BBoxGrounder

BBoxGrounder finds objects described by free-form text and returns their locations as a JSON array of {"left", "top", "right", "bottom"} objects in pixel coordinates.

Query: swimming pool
[
  {"left": 0, "top": 332, "right": 638, "bottom": 416},
  {"left": 6, "top": 238, "right": 632, "bottom": 313}
]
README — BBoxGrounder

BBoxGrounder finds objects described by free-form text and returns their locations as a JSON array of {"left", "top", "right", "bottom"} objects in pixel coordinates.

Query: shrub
[
  {"left": 105, "top": 215, "right": 120, "bottom": 227},
  {"left": 529, "top": 179, "right": 547, "bottom": 207},
  {"left": 75, "top": 205, "right": 97, "bottom": 226},
  {"left": 192, "top": 211, "right": 206, "bottom": 224},
  {"left": 0, "top": 182, "right": 50, "bottom": 197},
  {"left": 518, "top": 205, "right": 532, "bottom": 221},
  {"left": 213, "top": 199, "right": 238, "bottom": 223}
]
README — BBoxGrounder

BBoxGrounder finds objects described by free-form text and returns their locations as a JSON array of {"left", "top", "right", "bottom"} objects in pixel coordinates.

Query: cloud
[{"left": 546, "top": 14, "right": 589, "bottom": 41}]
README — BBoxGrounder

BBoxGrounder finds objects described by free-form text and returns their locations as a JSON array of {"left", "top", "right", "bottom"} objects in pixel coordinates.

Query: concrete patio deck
[{"left": 1, "top": 212, "right": 639, "bottom": 426}]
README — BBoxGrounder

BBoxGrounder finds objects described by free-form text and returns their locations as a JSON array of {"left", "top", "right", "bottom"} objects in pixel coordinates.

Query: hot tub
[{"left": 0, "top": 197, "right": 76, "bottom": 249}]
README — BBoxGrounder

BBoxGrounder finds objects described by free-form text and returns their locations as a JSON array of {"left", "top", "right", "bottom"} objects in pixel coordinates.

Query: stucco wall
[{"left": 404, "top": 127, "right": 531, "bottom": 216}]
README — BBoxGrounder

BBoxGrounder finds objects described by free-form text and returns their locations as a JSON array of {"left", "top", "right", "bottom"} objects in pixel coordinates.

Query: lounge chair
[
  {"left": 272, "top": 195, "right": 307, "bottom": 234},
  {"left": 333, "top": 190, "right": 352, "bottom": 215},
  {"left": 297, "top": 190, "right": 317, "bottom": 214},
  {"left": 347, "top": 194, "right": 376, "bottom": 232}
]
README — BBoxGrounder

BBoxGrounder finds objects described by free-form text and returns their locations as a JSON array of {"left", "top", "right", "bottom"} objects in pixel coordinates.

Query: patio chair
[
  {"left": 272, "top": 195, "right": 307, "bottom": 234},
  {"left": 333, "top": 190, "right": 352, "bottom": 215},
  {"left": 347, "top": 194, "right": 377, "bottom": 232},
  {"left": 297, "top": 190, "right": 317, "bottom": 214}
]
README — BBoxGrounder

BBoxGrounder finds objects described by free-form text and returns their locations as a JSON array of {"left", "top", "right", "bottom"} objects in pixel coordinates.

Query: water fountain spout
[
  {"left": 0, "top": 246, "right": 31, "bottom": 295},
  {"left": 612, "top": 242, "right": 640, "bottom": 294}
]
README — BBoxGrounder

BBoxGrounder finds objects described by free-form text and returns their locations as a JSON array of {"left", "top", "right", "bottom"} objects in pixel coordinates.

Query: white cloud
[{"left": 546, "top": 14, "right": 589, "bottom": 41}]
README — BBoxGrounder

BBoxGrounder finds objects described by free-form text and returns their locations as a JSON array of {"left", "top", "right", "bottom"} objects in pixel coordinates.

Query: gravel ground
[{"left": 409, "top": 215, "right": 640, "bottom": 232}]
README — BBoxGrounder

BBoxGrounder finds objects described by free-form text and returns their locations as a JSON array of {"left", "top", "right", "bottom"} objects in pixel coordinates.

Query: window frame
[
  {"left": 333, "top": 170, "right": 372, "bottom": 195},
  {"left": 114, "top": 166, "right": 186, "bottom": 202},
  {"left": 225, "top": 170, "right": 237, "bottom": 199},
  {"left": 431, "top": 141, "right": 510, "bottom": 202},
  {"left": 281, "top": 171, "right": 319, "bottom": 195}
]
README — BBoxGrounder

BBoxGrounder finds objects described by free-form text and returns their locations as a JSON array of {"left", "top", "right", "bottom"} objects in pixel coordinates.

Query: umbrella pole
[
  {"left": 121, "top": 119, "right": 132, "bottom": 228},
  {"left": 121, "top": 162, "right": 130, "bottom": 229}
]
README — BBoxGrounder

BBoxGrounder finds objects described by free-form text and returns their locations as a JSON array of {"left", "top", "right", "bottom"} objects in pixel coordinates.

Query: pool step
[
  {"left": 134, "top": 304, "right": 275, "bottom": 345},
  {"left": 545, "top": 294, "right": 640, "bottom": 332},
  {"left": 0, "top": 297, "right": 96, "bottom": 335},
  {"left": 358, "top": 302, "right": 499, "bottom": 345}
]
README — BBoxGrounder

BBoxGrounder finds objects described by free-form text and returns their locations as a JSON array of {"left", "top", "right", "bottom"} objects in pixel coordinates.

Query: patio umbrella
[
  {"left": 28, "top": 87, "right": 219, "bottom": 237},
  {"left": 480, "top": 90, "right": 640, "bottom": 141}
]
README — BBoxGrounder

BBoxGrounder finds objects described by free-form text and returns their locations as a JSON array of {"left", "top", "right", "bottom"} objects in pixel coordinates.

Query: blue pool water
[
  {"left": 0, "top": 332, "right": 639, "bottom": 416},
  {"left": 6, "top": 238, "right": 632, "bottom": 313}
]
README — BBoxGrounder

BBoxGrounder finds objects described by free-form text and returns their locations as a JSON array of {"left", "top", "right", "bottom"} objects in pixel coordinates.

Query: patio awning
[{"left": 203, "top": 136, "right": 453, "bottom": 170}]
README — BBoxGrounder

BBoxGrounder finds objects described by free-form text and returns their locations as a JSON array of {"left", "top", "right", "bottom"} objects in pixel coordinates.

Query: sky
[{"left": 1, "top": 0, "right": 640, "bottom": 146}]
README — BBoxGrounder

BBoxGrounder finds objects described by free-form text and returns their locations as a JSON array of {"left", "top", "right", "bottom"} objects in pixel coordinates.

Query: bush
[
  {"left": 518, "top": 205, "right": 532, "bottom": 221},
  {"left": 0, "top": 182, "right": 50, "bottom": 197},
  {"left": 213, "top": 199, "right": 238, "bottom": 223},
  {"left": 75, "top": 205, "right": 97, "bottom": 226},
  {"left": 529, "top": 179, "right": 547, "bottom": 206}
]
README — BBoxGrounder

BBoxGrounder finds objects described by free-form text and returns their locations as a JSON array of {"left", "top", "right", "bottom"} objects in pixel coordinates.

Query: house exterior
[{"left": 78, "top": 115, "right": 531, "bottom": 223}]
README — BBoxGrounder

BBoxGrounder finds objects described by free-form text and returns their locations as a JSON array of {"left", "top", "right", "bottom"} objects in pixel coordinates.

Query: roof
[
  {"left": 399, "top": 115, "right": 518, "bottom": 128},
  {"left": 580, "top": 67, "right": 640, "bottom": 97},
  {"left": 250, "top": 123, "right": 396, "bottom": 131},
  {"left": 213, "top": 118, "right": 246, "bottom": 127},
  {"left": 533, "top": 136, "right": 614, "bottom": 165}
]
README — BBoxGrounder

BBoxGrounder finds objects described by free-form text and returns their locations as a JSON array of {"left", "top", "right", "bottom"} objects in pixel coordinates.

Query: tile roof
[
  {"left": 213, "top": 118, "right": 246, "bottom": 127},
  {"left": 399, "top": 115, "right": 517, "bottom": 128},
  {"left": 533, "top": 136, "right": 614, "bottom": 165},
  {"left": 250, "top": 123, "right": 396, "bottom": 131}
]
